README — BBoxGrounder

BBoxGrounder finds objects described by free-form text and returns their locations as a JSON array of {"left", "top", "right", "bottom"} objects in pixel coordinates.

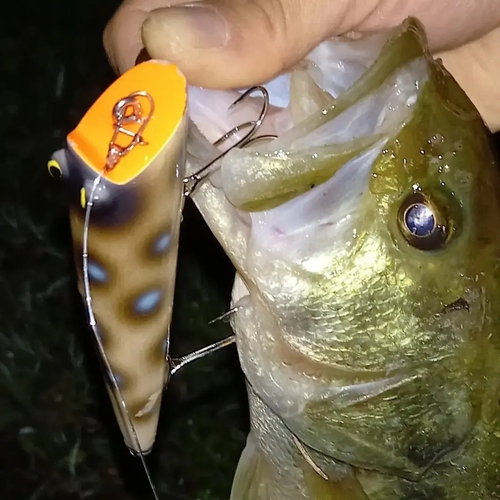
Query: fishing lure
[{"left": 48, "top": 61, "right": 187, "bottom": 475}]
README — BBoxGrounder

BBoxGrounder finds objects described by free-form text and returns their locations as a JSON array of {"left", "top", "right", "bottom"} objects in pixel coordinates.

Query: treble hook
[
  {"left": 243, "top": 134, "right": 278, "bottom": 146},
  {"left": 183, "top": 86, "right": 271, "bottom": 197},
  {"left": 165, "top": 333, "right": 236, "bottom": 385}
]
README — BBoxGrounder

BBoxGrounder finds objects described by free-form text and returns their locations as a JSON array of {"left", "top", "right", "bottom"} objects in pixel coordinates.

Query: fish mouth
[
  {"left": 182, "top": 19, "right": 433, "bottom": 294},
  {"left": 185, "top": 17, "right": 430, "bottom": 218}
]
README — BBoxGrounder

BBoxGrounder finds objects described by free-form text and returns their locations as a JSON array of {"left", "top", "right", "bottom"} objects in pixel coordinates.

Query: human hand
[{"left": 104, "top": 0, "right": 500, "bottom": 132}]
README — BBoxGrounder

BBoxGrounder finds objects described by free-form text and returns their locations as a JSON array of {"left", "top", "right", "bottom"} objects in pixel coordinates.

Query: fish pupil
[{"left": 405, "top": 203, "right": 436, "bottom": 236}]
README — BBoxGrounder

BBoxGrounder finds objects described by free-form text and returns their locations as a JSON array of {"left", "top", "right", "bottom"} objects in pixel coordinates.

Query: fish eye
[
  {"left": 398, "top": 193, "right": 449, "bottom": 250},
  {"left": 47, "top": 159, "right": 62, "bottom": 178}
]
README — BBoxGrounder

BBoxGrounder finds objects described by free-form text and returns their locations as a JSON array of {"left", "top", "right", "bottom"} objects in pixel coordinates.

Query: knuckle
[{"left": 248, "top": 0, "right": 294, "bottom": 67}]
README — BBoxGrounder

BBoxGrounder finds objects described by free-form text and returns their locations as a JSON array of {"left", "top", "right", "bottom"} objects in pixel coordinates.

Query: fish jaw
[
  {"left": 187, "top": 15, "right": 500, "bottom": 488},
  {"left": 186, "top": 17, "right": 426, "bottom": 272}
]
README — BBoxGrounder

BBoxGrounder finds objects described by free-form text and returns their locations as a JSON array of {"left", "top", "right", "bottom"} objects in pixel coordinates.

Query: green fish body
[{"left": 186, "top": 17, "right": 500, "bottom": 499}]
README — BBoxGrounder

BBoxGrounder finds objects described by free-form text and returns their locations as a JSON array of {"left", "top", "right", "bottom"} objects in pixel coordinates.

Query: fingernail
[{"left": 145, "top": 4, "right": 229, "bottom": 52}]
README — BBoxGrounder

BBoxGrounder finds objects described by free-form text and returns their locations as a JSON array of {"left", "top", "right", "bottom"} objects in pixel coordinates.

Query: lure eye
[
  {"left": 398, "top": 193, "right": 449, "bottom": 250},
  {"left": 47, "top": 159, "right": 62, "bottom": 178}
]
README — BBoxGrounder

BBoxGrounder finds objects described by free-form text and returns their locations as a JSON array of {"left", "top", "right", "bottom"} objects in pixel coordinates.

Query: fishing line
[
  {"left": 82, "top": 174, "right": 160, "bottom": 500},
  {"left": 81, "top": 91, "right": 159, "bottom": 500}
]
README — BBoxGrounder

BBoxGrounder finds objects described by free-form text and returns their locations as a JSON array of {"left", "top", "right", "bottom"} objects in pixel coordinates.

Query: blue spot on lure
[
  {"left": 133, "top": 289, "right": 163, "bottom": 316},
  {"left": 152, "top": 232, "right": 172, "bottom": 255}
]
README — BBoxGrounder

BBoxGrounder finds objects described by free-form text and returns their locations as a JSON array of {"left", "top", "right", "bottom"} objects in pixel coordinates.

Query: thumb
[{"left": 141, "top": 0, "right": 363, "bottom": 89}]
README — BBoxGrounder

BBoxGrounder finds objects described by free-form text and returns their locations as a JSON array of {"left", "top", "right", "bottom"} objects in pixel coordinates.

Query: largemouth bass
[{"left": 185, "top": 17, "right": 500, "bottom": 499}]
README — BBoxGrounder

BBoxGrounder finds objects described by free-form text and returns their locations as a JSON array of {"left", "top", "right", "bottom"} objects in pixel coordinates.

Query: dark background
[{"left": 0, "top": 1, "right": 247, "bottom": 499}]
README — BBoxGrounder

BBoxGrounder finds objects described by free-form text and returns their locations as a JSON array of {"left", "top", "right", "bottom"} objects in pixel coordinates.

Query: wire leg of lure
[
  {"left": 165, "top": 302, "right": 246, "bottom": 384},
  {"left": 208, "top": 305, "right": 242, "bottom": 325},
  {"left": 183, "top": 86, "right": 271, "bottom": 197},
  {"left": 167, "top": 334, "right": 236, "bottom": 382},
  {"left": 82, "top": 177, "right": 160, "bottom": 500}
]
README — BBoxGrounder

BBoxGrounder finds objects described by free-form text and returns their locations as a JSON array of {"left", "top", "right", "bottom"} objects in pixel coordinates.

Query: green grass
[{"left": 0, "top": 1, "right": 247, "bottom": 498}]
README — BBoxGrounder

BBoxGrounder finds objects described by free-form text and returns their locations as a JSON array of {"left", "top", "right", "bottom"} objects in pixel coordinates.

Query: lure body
[
  {"left": 185, "top": 18, "right": 500, "bottom": 499},
  {"left": 49, "top": 61, "right": 187, "bottom": 454}
]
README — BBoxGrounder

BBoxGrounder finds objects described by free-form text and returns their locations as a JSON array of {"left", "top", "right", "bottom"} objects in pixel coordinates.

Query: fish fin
[
  {"left": 302, "top": 467, "right": 370, "bottom": 500},
  {"left": 230, "top": 432, "right": 266, "bottom": 500},
  {"left": 296, "top": 440, "right": 369, "bottom": 500}
]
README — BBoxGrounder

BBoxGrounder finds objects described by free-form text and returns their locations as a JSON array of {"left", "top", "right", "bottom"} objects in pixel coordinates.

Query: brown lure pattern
[{"left": 49, "top": 61, "right": 187, "bottom": 454}]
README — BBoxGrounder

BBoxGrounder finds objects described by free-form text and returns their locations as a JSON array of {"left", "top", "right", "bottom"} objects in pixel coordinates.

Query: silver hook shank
[{"left": 183, "top": 86, "right": 271, "bottom": 197}]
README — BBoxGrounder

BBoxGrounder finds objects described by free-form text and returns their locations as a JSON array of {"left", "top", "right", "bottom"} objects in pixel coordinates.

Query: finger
[
  {"left": 438, "top": 26, "right": 500, "bottom": 133},
  {"left": 105, "top": 0, "right": 500, "bottom": 88},
  {"left": 357, "top": 0, "right": 500, "bottom": 52},
  {"left": 140, "top": 0, "right": 375, "bottom": 88},
  {"left": 103, "top": 0, "right": 191, "bottom": 74}
]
